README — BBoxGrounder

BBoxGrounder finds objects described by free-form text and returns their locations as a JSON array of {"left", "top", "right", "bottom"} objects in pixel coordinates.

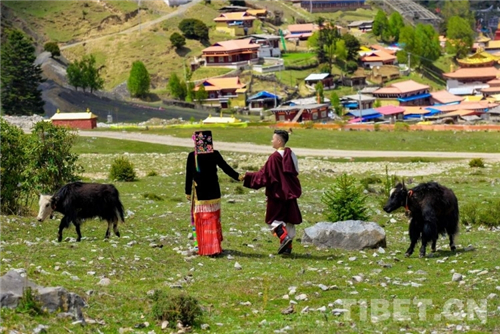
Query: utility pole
[{"left": 407, "top": 52, "right": 411, "bottom": 75}]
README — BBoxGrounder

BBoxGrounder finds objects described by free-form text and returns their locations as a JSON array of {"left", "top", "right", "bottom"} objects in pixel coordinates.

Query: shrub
[
  {"left": 301, "top": 121, "right": 315, "bottom": 129},
  {"left": 460, "top": 202, "right": 480, "bottom": 226},
  {"left": 142, "top": 193, "right": 164, "bottom": 201},
  {"left": 151, "top": 290, "right": 202, "bottom": 328},
  {"left": 16, "top": 287, "right": 44, "bottom": 316},
  {"left": 322, "top": 173, "right": 368, "bottom": 222},
  {"left": 109, "top": 157, "right": 137, "bottom": 181},
  {"left": 394, "top": 122, "right": 410, "bottom": 132},
  {"left": 147, "top": 170, "right": 158, "bottom": 177},
  {"left": 373, "top": 123, "right": 381, "bottom": 132},
  {"left": 170, "top": 32, "right": 186, "bottom": 49},
  {"left": 43, "top": 41, "right": 60, "bottom": 58},
  {"left": 469, "top": 158, "right": 484, "bottom": 168},
  {"left": 346, "top": 60, "right": 358, "bottom": 73}
]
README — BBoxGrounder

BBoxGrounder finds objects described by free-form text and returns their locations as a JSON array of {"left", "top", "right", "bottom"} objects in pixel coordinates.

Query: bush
[
  {"left": 460, "top": 202, "right": 480, "bottom": 226},
  {"left": 147, "top": 170, "right": 158, "bottom": 177},
  {"left": 394, "top": 122, "right": 410, "bottom": 132},
  {"left": 170, "top": 32, "right": 186, "bottom": 49},
  {"left": 461, "top": 200, "right": 500, "bottom": 227},
  {"left": 373, "top": 123, "right": 381, "bottom": 132},
  {"left": 469, "top": 158, "right": 484, "bottom": 168},
  {"left": 109, "top": 157, "right": 137, "bottom": 182},
  {"left": 322, "top": 173, "right": 368, "bottom": 222},
  {"left": 16, "top": 287, "right": 44, "bottom": 316},
  {"left": 346, "top": 60, "right": 358, "bottom": 73},
  {"left": 151, "top": 290, "right": 202, "bottom": 328},
  {"left": 44, "top": 41, "right": 60, "bottom": 58}
]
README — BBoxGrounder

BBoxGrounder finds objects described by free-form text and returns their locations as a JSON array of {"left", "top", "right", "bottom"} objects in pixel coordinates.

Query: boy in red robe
[{"left": 241, "top": 130, "right": 302, "bottom": 254}]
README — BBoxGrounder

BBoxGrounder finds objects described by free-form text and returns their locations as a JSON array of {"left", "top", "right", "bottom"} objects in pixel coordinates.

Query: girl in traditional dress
[{"left": 185, "top": 130, "right": 242, "bottom": 256}]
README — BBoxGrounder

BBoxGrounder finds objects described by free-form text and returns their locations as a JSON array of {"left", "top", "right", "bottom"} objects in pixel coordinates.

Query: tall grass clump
[
  {"left": 460, "top": 200, "right": 500, "bottom": 227},
  {"left": 322, "top": 173, "right": 368, "bottom": 221},
  {"left": 109, "top": 156, "right": 137, "bottom": 181},
  {"left": 394, "top": 122, "right": 410, "bottom": 132},
  {"left": 469, "top": 158, "right": 485, "bottom": 168},
  {"left": 151, "top": 290, "right": 202, "bottom": 328},
  {"left": 16, "top": 287, "right": 44, "bottom": 316}
]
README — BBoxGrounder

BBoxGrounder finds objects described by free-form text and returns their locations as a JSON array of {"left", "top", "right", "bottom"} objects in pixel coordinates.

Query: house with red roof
[
  {"left": 442, "top": 66, "right": 500, "bottom": 95},
  {"left": 374, "top": 105, "right": 405, "bottom": 123},
  {"left": 194, "top": 77, "right": 247, "bottom": 109},
  {"left": 371, "top": 80, "right": 431, "bottom": 106},
  {"left": 359, "top": 45, "right": 397, "bottom": 68},
  {"left": 430, "top": 90, "right": 464, "bottom": 105},
  {"left": 202, "top": 38, "right": 260, "bottom": 67},
  {"left": 214, "top": 12, "right": 256, "bottom": 36}
]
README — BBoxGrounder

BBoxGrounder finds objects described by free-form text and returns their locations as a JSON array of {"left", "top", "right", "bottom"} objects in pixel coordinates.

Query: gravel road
[{"left": 79, "top": 131, "right": 500, "bottom": 161}]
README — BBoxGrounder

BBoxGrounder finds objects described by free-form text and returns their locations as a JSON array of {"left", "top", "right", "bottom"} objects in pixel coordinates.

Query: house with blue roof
[
  {"left": 346, "top": 108, "right": 382, "bottom": 123},
  {"left": 371, "top": 80, "right": 431, "bottom": 106},
  {"left": 246, "top": 91, "right": 280, "bottom": 111}
]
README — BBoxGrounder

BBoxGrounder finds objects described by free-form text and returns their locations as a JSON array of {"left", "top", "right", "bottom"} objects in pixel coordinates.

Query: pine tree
[
  {"left": 1, "top": 29, "right": 45, "bottom": 115},
  {"left": 127, "top": 61, "right": 151, "bottom": 98}
]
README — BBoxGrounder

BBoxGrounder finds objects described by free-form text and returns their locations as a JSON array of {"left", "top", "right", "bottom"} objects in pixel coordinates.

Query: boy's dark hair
[{"left": 274, "top": 129, "right": 289, "bottom": 144}]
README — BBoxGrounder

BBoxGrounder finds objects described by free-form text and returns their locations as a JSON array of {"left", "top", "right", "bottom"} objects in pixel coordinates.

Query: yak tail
[{"left": 116, "top": 202, "right": 125, "bottom": 223}]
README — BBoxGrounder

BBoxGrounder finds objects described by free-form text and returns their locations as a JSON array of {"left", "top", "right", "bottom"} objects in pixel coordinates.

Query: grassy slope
[{"left": 1, "top": 136, "right": 499, "bottom": 333}]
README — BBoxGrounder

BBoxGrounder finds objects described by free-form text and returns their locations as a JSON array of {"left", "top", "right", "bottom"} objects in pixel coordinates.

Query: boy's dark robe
[
  {"left": 185, "top": 150, "right": 240, "bottom": 200},
  {"left": 243, "top": 147, "right": 302, "bottom": 225}
]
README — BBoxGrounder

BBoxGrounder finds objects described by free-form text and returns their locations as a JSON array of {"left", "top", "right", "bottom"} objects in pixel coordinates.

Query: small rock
[
  {"left": 452, "top": 273, "right": 463, "bottom": 282},
  {"left": 295, "top": 293, "right": 308, "bottom": 301},
  {"left": 487, "top": 293, "right": 497, "bottom": 300},
  {"left": 352, "top": 275, "right": 363, "bottom": 283},
  {"left": 234, "top": 262, "right": 242, "bottom": 270},
  {"left": 300, "top": 306, "right": 309, "bottom": 314},
  {"left": 33, "top": 324, "right": 49, "bottom": 333},
  {"left": 332, "top": 308, "right": 348, "bottom": 316},
  {"left": 464, "top": 245, "right": 475, "bottom": 252},
  {"left": 201, "top": 324, "right": 210, "bottom": 330},
  {"left": 98, "top": 278, "right": 111, "bottom": 286},
  {"left": 316, "top": 306, "right": 326, "bottom": 312},
  {"left": 377, "top": 247, "right": 385, "bottom": 254},
  {"left": 349, "top": 257, "right": 357, "bottom": 261},
  {"left": 318, "top": 284, "right": 329, "bottom": 291}
]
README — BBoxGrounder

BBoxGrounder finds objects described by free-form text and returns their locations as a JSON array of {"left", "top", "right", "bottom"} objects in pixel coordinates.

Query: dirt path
[
  {"left": 79, "top": 131, "right": 500, "bottom": 161},
  {"left": 60, "top": 0, "right": 202, "bottom": 50}
]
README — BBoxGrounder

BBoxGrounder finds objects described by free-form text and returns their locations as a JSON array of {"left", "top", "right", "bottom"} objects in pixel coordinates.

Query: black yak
[
  {"left": 37, "top": 182, "right": 125, "bottom": 242},
  {"left": 383, "top": 181, "right": 459, "bottom": 258}
]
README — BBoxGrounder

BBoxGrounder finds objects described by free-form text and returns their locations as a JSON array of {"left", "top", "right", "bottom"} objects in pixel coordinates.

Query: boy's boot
[
  {"left": 274, "top": 224, "right": 292, "bottom": 254},
  {"left": 282, "top": 241, "right": 292, "bottom": 255}
]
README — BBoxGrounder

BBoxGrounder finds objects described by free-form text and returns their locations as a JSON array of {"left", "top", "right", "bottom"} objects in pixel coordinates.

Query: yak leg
[
  {"left": 113, "top": 220, "right": 120, "bottom": 238},
  {"left": 75, "top": 219, "right": 83, "bottom": 242},
  {"left": 431, "top": 239, "right": 437, "bottom": 253},
  {"left": 449, "top": 233, "right": 456, "bottom": 252},
  {"left": 405, "top": 219, "right": 420, "bottom": 257},
  {"left": 58, "top": 216, "right": 71, "bottom": 242},
  {"left": 421, "top": 215, "right": 438, "bottom": 258},
  {"left": 105, "top": 221, "right": 112, "bottom": 239}
]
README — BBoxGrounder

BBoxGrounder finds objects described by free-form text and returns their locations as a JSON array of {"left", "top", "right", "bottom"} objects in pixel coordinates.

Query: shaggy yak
[
  {"left": 383, "top": 181, "right": 459, "bottom": 258},
  {"left": 37, "top": 182, "right": 125, "bottom": 242}
]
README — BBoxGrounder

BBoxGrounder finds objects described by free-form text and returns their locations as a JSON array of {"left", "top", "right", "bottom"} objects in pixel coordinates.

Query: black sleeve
[
  {"left": 185, "top": 152, "right": 194, "bottom": 195},
  {"left": 215, "top": 151, "right": 240, "bottom": 181}
]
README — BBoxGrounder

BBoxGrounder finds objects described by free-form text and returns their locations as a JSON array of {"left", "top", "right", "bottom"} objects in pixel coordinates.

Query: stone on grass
[
  {"left": 452, "top": 273, "right": 463, "bottom": 282},
  {"left": 302, "top": 221, "right": 386, "bottom": 250}
]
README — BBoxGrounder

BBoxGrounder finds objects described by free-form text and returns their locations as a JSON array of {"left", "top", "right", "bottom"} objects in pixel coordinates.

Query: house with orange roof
[
  {"left": 214, "top": 12, "right": 256, "bottom": 36},
  {"left": 202, "top": 38, "right": 260, "bottom": 67},
  {"left": 442, "top": 66, "right": 500, "bottom": 95},
  {"left": 426, "top": 101, "right": 498, "bottom": 114},
  {"left": 372, "top": 80, "right": 431, "bottom": 106},
  {"left": 284, "top": 23, "right": 318, "bottom": 40},
  {"left": 359, "top": 45, "right": 397, "bottom": 68},
  {"left": 481, "top": 78, "right": 500, "bottom": 96},
  {"left": 194, "top": 77, "right": 247, "bottom": 109},
  {"left": 430, "top": 90, "right": 464, "bottom": 105},
  {"left": 246, "top": 8, "right": 267, "bottom": 19}
]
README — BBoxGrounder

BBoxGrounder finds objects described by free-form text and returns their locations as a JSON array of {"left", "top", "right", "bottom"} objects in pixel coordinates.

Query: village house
[
  {"left": 291, "top": 0, "right": 367, "bottom": 13},
  {"left": 374, "top": 105, "right": 405, "bottom": 123},
  {"left": 347, "top": 20, "right": 373, "bottom": 32},
  {"left": 340, "top": 94, "right": 375, "bottom": 110},
  {"left": 430, "top": 90, "right": 464, "bottom": 106},
  {"left": 241, "top": 34, "right": 281, "bottom": 58},
  {"left": 402, "top": 106, "right": 436, "bottom": 120},
  {"left": 304, "top": 73, "right": 335, "bottom": 90},
  {"left": 442, "top": 66, "right": 500, "bottom": 95},
  {"left": 481, "top": 78, "right": 500, "bottom": 96},
  {"left": 246, "top": 91, "right": 280, "bottom": 111},
  {"left": 359, "top": 45, "right": 397, "bottom": 69},
  {"left": 214, "top": 12, "right": 256, "bottom": 36},
  {"left": 194, "top": 77, "right": 247, "bottom": 109},
  {"left": 346, "top": 108, "right": 382, "bottom": 123},
  {"left": 372, "top": 80, "right": 431, "bottom": 106},
  {"left": 51, "top": 108, "right": 97, "bottom": 130},
  {"left": 426, "top": 101, "right": 499, "bottom": 115},
  {"left": 436, "top": 109, "right": 485, "bottom": 124},
  {"left": 270, "top": 103, "right": 330, "bottom": 122},
  {"left": 202, "top": 38, "right": 260, "bottom": 67},
  {"left": 284, "top": 23, "right": 317, "bottom": 41}
]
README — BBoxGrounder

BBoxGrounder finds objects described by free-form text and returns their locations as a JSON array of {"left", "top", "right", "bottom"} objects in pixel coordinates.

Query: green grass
[
  {"left": 1, "top": 134, "right": 499, "bottom": 333},
  {"left": 93, "top": 127, "right": 500, "bottom": 153},
  {"left": 190, "top": 67, "right": 234, "bottom": 81},
  {"left": 282, "top": 53, "right": 317, "bottom": 66}
]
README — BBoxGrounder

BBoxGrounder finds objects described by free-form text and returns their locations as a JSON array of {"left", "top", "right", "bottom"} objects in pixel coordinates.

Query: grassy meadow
[{"left": 1, "top": 131, "right": 500, "bottom": 333}]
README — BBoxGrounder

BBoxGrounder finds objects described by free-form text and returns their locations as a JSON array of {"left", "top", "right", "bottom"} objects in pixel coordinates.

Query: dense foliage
[
  {"left": 43, "top": 42, "right": 61, "bottom": 58},
  {"left": 151, "top": 290, "right": 202, "bottom": 328},
  {"left": 170, "top": 32, "right": 186, "bottom": 49},
  {"left": 127, "top": 61, "right": 151, "bottom": 98},
  {"left": 0, "top": 120, "right": 83, "bottom": 214},
  {"left": 178, "top": 19, "right": 209, "bottom": 41},
  {"left": 109, "top": 156, "right": 137, "bottom": 182},
  {"left": 1, "top": 29, "right": 45, "bottom": 115},
  {"left": 66, "top": 55, "right": 104, "bottom": 93},
  {"left": 167, "top": 73, "right": 187, "bottom": 101}
]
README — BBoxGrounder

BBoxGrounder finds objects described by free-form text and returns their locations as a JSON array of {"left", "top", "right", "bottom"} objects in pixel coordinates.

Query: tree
[
  {"left": 323, "top": 39, "right": 347, "bottom": 73},
  {"left": 446, "top": 16, "right": 474, "bottom": 58},
  {"left": 315, "top": 81, "right": 324, "bottom": 103},
  {"left": 127, "top": 61, "right": 151, "bottom": 98},
  {"left": 195, "top": 84, "right": 208, "bottom": 105},
  {"left": 341, "top": 33, "right": 360, "bottom": 61},
  {"left": 170, "top": 32, "right": 186, "bottom": 49},
  {"left": 185, "top": 81, "right": 195, "bottom": 102},
  {"left": 179, "top": 19, "right": 209, "bottom": 41},
  {"left": 441, "top": 0, "right": 474, "bottom": 33},
  {"left": 322, "top": 173, "right": 368, "bottom": 222},
  {"left": 167, "top": 73, "right": 187, "bottom": 100},
  {"left": 399, "top": 24, "right": 440, "bottom": 68},
  {"left": 67, "top": 55, "right": 104, "bottom": 93},
  {"left": 1, "top": 29, "right": 45, "bottom": 115},
  {"left": 388, "top": 12, "right": 405, "bottom": 43},
  {"left": 44, "top": 42, "right": 61, "bottom": 58},
  {"left": 330, "top": 92, "right": 342, "bottom": 116},
  {"left": 372, "top": 10, "right": 389, "bottom": 39},
  {"left": 315, "top": 18, "right": 340, "bottom": 64}
]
